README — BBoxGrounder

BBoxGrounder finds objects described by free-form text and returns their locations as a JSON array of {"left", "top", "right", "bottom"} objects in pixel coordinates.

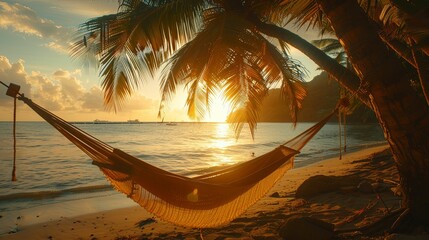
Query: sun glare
[
  {"left": 204, "top": 92, "right": 232, "bottom": 122},
  {"left": 210, "top": 124, "right": 235, "bottom": 166}
]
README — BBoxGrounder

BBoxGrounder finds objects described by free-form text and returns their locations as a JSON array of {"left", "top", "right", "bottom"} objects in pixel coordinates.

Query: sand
[{"left": 1, "top": 144, "right": 411, "bottom": 240}]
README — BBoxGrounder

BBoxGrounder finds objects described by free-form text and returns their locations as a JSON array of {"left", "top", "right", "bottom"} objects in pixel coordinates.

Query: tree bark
[
  {"left": 379, "top": 34, "right": 429, "bottom": 107},
  {"left": 379, "top": 33, "right": 416, "bottom": 68},
  {"left": 317, "top": 0, "right": 429, "bottom": 227},
  {"left": 411, "top": 47, "right": 429, "bottom": 106},
  {"left": 251, "top": 18, "right": 371, "bottom": 108}
]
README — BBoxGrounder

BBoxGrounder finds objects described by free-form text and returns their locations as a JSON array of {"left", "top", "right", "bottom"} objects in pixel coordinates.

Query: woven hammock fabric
[{"left": 19, "top": 96, "right": 334, "bottom": 228}]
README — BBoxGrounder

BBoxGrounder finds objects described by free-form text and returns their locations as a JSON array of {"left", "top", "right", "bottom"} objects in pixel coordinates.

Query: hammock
[{"left": 3, "top": 83, "right": 337, "bottom": 228}]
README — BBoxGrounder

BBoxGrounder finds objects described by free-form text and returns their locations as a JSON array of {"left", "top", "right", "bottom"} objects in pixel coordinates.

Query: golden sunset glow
[
  {"left": 212, "top": 124, "right": 233, "bottom": 148},
  {"left": 210, "top": 123, "right": 234, "bottom": 165},
  {"left": 204, "top": 92, "right": 232, "bottom": 122}
]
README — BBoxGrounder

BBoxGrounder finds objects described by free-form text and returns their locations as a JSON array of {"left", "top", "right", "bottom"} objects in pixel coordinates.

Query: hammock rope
[
  {"left": 339, "top": 108, "right": 342, "bottom": 160},
  {"left": 2, "top": 82, "right": 341, "bottom": 228},
  {"left": 12, "top": 96, "right": 17, "bottom": 181},
  {"left": 1, "top": 81, "right": 20, "bottom": 181}
]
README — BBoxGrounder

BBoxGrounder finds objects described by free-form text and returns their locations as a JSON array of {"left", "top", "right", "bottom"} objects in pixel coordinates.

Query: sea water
[{"left": 0, "top": 121, "right": 385, "bottom": 233}]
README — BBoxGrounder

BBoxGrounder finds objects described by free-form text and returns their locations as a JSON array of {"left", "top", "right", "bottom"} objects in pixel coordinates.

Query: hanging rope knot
[
  {"left": 336, "top": 97, "right": 350, "bottom": 111},
  {"left": 6, "top": 83, "right": 20, "bottom": 98}
]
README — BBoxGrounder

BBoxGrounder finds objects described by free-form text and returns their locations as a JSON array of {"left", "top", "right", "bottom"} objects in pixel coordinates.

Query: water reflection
[{"left": 209, "top": 123, "right": 235, "bottom": 166}]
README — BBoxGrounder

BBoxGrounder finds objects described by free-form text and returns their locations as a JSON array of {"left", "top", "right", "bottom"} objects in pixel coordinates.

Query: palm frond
[
  {"left": 222, "top": 52, "right": 268, "bottom": 139},
  {"left": 312, "top": 38, "right": 348, "bottom": 66},
  {"left": 279, "top": 0, "right": 324, "bottom": 29},
  {"left": 158, "top": 9, "right": 259, "bottom": 115},
  {"left": 380, "top": 1, "right": 429, "bottom": 55},
  {"left": 71, "top": 0, "right": 206, "bottom": 109},
  {"left": 158, "top": 9, "right": 275, "bottom": 136},
  {"left": 185, "top": 79, "right": 207, "bottom": 120},
  {"left": 262, "top": 39, "right": 307, "bottom": 123},
  {"left": 280, "top": 0, "right": 385, "bottom": 34},
  {"left": 312, "top": 38, "right": 342, "bottom": 52},
  {"left": 157, "top": 8, "right": 227, "bottom": 119}
]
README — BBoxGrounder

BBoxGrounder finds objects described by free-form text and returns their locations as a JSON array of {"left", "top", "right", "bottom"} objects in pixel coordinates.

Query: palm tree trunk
[
  {"left": 317, "top": 0, "right": 429, "bottom": 228},
  {"left": 411, "top": 47, "right": 429, "bottom": 106},
  {"left": 379, "top": 34, "right": 429, "bottom": 106},
  {"left": 251, "top": 18, "right": 371, "bottom": 107}
]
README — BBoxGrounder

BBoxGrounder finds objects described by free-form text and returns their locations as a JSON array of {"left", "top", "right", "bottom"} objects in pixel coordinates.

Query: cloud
[
  {"left": 0, "top": 1, "right": 73, "bottom": 53},
  {"left": 0, "top": 56, "right": 32, "bottom": 102},
  {"left": 27, "top": 72, "right": 64, "bottom": 111},
  {"left": 18, "top": 0, "right": 117, "bottom": 17},
  {"left": 0, "top": 55, "right": 159, "bottom": 121},
  {"left": 80, "top": 87, "right": 159, "bottom": 112},
  {"left": 49, "top": 0, "right": 117, "bottom": 17},
  {"left": 81, "top": 86, "right": 104, "bottom": 111},
  {"left": 125, "top": 94, "right": 158, "bottom": 111},
  {"left": 43, "top": 42, "right": 69, "bottom": 54}
]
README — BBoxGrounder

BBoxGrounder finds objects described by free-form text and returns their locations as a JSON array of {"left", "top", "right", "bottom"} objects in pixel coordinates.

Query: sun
[{"left": 204, "top": 92, "right": 232, "bottom": 122}]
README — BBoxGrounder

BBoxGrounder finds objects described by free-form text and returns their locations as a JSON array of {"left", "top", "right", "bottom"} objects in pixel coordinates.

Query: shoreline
[{"left": 1, "top": 144, "right": 402, "bottom": 239}]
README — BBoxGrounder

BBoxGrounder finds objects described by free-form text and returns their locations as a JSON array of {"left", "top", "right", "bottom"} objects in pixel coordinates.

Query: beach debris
[
  {"left": 279, "top": 216, "right": 334, "bottom": 240},
  {"left": 8, "top": 226, "right": 19, "bottom": 234},
  {"left": 270, "top": 192, "right": 281, "bottom": 198},
  {"left": 135, "top": 217, "right": 156, "bottom": 229},
  {"left": 390, "top": 186, "right": 403, "bottom": 196},
  {"left": 295, "top": 175, "right": 360, "bottom": 199},
  {"left": 289, "top": 198, "right": 307, "bottom": 209}
]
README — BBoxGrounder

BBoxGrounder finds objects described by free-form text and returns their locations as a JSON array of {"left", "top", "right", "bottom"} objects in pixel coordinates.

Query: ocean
[{"left": 0, "top": 121, "right": 385, "bottom": 233}]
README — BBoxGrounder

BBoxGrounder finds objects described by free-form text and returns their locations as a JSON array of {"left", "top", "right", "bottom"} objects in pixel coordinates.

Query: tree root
[
  {"left": 390, "top": 208, "right": 429, "bottom": 234},
  {"left": 334, "top": 208, "right": 403, "bottom": 238},
  {"left": 335, "top": 208, "right": 429, "bottom": 238}
]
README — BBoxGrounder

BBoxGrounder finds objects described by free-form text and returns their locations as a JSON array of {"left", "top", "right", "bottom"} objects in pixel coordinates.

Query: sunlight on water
[
  {"left": 215, "top": 155, "right": 234, "bottom": 165},
  {"left": 209, "top": 124, "right": 235, "bottom": 166},
  {"left": 211, "top": 124, "right": 233, "bottom": 148}
]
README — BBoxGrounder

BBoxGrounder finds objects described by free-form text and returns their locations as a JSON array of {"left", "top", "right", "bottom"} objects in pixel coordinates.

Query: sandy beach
[{"left": 1, "top": 144, "right": 416, "bottom": 240}]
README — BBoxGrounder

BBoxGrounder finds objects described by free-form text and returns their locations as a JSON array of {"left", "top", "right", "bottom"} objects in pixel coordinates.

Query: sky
[{"left": 0, "top": 0, "right": 320, "bottom": 122}]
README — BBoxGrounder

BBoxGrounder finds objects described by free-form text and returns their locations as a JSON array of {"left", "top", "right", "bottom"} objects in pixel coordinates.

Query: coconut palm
[
  {"left": 283, "top": 0, "right": 429, "bottom": 229},
  {"left": 72, "top": 0, "right": 310, "bottom": 137},
  {"left": 379, "top": 0, "right": 429, "bottom": 106},
  {"left": 72, "top": 0, "right": 429, "bottom": 230},
  {"left": 71, "top": 0, "right": 367, "bottom": 121}
]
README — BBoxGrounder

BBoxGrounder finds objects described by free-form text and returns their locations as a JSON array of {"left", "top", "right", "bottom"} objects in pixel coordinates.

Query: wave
[{"left": 0, "top": 185, "right": 113, "bottom": 201}]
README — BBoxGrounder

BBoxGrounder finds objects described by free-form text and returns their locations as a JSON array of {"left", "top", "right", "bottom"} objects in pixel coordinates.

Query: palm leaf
[{"left": 72, "top": 0, "right": 205, "bottom": 109}]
